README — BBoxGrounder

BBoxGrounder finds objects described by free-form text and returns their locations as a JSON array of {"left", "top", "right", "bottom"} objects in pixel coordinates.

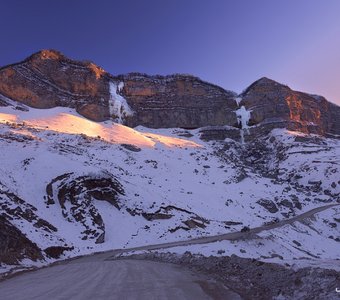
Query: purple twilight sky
[{"left": 1, "top": 0, "right": 339, "bottom": 104}]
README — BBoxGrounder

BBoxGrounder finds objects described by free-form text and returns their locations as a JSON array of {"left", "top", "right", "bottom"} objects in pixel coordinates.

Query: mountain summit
[
  {"left": 0, "top": 50, "right": 339, "bottom": 298},
  {"left": 0, "top": 49, "right": 339, "bottom": 140}
]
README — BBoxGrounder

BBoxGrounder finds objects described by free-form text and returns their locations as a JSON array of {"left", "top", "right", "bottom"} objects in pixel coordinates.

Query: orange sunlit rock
[
  {"left": 88, "top": 63, "right": 105, "bottom": 79},
  {"left": 286, "top": 95, "right": 303, "bottom": 122}
]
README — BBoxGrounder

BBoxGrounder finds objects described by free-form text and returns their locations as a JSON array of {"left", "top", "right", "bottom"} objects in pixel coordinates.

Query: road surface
[
  {"left": 0, "top": 259, "right": 240, "bottom": 300},
  {"left": 96, "top": 202, "right": 339, "bottom": 260},
  {"left": 0, "top": 203, "right": 338, "bottom": 300}
]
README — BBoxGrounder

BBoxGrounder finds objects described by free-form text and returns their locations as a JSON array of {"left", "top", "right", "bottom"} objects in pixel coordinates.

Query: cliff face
[
  {"left": 0, "top": 50, "right": 238, "bottom": 128},
  {"left": 0, "top": 50, "right": 111, "bottom": 121},
  {"left": 118, "top": 73, "right": 238, "bottom": 128},
  {"left": 240, "top": 77, "right": 340, "bottom": 138},
  {"left": 0, "top": 50, "right": 339, "bottom": 139}
]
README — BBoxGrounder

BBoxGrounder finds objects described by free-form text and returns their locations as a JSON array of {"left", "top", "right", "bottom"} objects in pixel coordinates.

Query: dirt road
[
  {"left": 0, "top": 259, "right": 240, "bottom": 300},
  {"left": 0, "top": 203, "right": 337, "bottom": 300}
]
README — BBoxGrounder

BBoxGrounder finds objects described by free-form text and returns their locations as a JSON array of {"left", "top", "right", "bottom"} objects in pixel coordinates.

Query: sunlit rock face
[
  {"left": 0, "top": 50, "right": 339, "bottom": 138},
  {"left": 0, "top": 50, "right": 239, "bottom": 128},
  {"left": 241, "top": 77, "right": 340, "bottom": 138},
  {"left": 0, "top": 50, "right": 111, "bottom": 121}
]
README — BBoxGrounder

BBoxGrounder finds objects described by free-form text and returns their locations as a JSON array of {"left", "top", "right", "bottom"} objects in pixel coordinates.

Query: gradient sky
[{"left": 1, "top": 0, "right": 339, "bottom": 104}]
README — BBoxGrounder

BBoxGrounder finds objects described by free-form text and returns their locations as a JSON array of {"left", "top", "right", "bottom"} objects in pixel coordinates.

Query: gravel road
[
  {"left": 0, "top": 259, "right": 241, "bottom": 300},
  {"left": 1, "top": 203, "right": 337, "bottom": 300}
]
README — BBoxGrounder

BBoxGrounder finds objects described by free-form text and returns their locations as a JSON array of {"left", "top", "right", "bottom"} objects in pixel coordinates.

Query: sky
[{"left": 0, "top": 0, "right": 339, "bottom": 105}]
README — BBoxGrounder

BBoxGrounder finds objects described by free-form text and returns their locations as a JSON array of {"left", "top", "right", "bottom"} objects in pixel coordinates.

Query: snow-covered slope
[{"left": 0, "top": 105, "right": 339, "bottom": 273}]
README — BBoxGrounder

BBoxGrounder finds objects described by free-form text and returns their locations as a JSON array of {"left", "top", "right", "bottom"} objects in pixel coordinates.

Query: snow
[
  {"left": 235, "top": 105, "right": 251, "bottom": 143},
  {"left": 235, "top": 97, "right": 242, "bottom": 107},
  {"left": 109, "top": 81, "right": 133, "bottom": 123},
  {"left": 117, "top": 81, "right": 124, "bottom": 93},
  {"left": 0, "top": 106, "right": 201, "bottom": 149},
  {"left": 0, "top": 105, "right": 339, "bottom": 273},
  {"left": 143, "top": 206, "right": 340, "bottom": 271}
]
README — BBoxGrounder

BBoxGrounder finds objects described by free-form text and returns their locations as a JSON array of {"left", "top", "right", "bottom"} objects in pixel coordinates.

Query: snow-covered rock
[{"left": 0, "top": 105, "right": 339, "bottom": 275}]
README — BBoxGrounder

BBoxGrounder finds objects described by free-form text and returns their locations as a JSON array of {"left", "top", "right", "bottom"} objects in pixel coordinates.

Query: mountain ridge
[
  {"left": 0, "top": 49, "right": 339, "bottom": 140},
  {"left": 0, "top": 50, "right": 339, "bottom": 285}
]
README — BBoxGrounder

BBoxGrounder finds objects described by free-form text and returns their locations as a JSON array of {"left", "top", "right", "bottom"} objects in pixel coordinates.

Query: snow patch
[
  {"left": 0, "top": 103, "right": 339, "bottom": 273},
  {"left": 109, "top": 81, "right": 133, "bottom": 123},
  {"left": 235, "top": 97, "right": 242, "bottom": 107},
  {"left": 117, "top": 82, "right": 124, "bottom": 93}
]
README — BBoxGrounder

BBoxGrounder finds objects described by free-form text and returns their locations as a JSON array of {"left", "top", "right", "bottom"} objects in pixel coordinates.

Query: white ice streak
[
  {"left": 117, "top": 82, "right": 124, "bottom": 93},
  {"left": 235, "top": 105, "right": 251, "bottom": 143},
  {"left": 109, "top": 81, "right": 133, "bottom": 123}
]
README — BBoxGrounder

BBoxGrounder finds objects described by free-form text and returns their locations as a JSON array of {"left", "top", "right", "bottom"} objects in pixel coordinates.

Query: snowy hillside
[{"left": 0, "top": 105, "right": 339, "bottom": 274}]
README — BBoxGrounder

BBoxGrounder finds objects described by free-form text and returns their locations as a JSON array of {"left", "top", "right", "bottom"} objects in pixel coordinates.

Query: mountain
[
  {"left": 1, "top": 50, "right": 339, "bottom": 138},
  {"left": 0, "top": 51, "right": 339, "bottom": 295}
]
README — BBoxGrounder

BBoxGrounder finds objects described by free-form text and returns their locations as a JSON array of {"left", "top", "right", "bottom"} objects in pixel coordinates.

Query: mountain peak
[
  {"left": 241, "top": 77, "right": 288, "bottom": 96},
  {"left": 0, "top": 50, "right": 339, "bottom": 138},
  {"left": 30, "top": 49, "right": 65, "bottom": 61}
]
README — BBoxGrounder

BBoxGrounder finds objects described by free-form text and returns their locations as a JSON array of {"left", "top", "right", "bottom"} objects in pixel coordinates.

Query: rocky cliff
[
  {"left": 0, "top": 49, "right": 339, "bottom": 139},
  {"left": 117, "top": 73, "right": 238, "bottom": 128},
  {"left": 0, "top": 50, "right": 110, "bottom": 121},
  {"left": 240, "top": 77, "right": 340, "bottom": 139},
  {"left": 0, "top": 50, "right": 238, "bottom": 128}
]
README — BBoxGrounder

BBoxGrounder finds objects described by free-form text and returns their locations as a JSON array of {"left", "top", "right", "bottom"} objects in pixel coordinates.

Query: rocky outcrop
[
  {"left": 0, "top": 184, "right": 60, "bottom": 265},
  {"left": 0, "top": 50, "right": 110, "bottom": 121},
  {"left": 116, "top": 73, "right": 238, "bottom": 128},
  {"left": 240, "top": 77, "right": 340, "bottom": 139},
  {"left": 0, "top": 50, "right": 238, "bottom": 128},
  {"left": 0, "top": 50, "right": 339, "bottom": 138},
  {"left": 0, "top": 216, "right": 43, "bottom": 265},
  {"left": 44, "top": 246, "right": 74, "bottom": 259},
  {"left": 199, "top": 126, "right": 241, "bottom": 141},
  {"left": 46, "top": 172, "right": 125, "bottom": 243},
  {"left": 0, "top": 185, "right": 58, "bottom": 235}
]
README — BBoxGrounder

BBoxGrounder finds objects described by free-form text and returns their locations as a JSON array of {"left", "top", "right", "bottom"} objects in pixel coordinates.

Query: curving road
[
  {"left": 0, "top": 203, "right": 338, "bottom": 300},
  {"left": 99, "top": 202, "right": 339, "bottom": 259}
]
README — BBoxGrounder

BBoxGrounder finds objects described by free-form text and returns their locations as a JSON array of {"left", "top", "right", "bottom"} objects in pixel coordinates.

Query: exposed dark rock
[
  {"left": 33, "top": 219, "right": 57, "bottom": 232},
  {"left": 199, "top": 126, "right": 241, "bottom": 141},
  {"left": 121, "top": 144, "right": 141, "bottom": 152},
  {"left": 2, "top": 50, "right": 338, "bottom": 137},
  {"left": 224, "top": 221, "right": 243, "bottom": 226},
  {"left": 241, "top": 77, "right": 340, "bottom": 138},
  {"left": 183, "top": 219, "right": 206, "bottom": 229},
  {"left": 46, "top": 172, "right": 124, "bottom": 242},
  {"left": 0, "top": 50, "right": 110, "bottom": 121},
  {"left": 44, "top": 246, "right": 74, "bottom": 259},
  {"left": 142, "top": 212, "right": 173, "bottom": 221},
  {"left": 95, "top": 233, "right": 105, "bottom": 244},
  {"left": 256, "top": 199, "right": 279, "bottom": 213},
  {"left": 279, "top": 199, "right": 294, "bottom": 209},
  {"left": 117, "top": 73, "right": 238, "bottom": 128},
  {"left": 0, "top": 187, "right": 59, "bottom": 235},
  {"left": 0, "top": 216, "right": 43, "bottom": 265}
]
